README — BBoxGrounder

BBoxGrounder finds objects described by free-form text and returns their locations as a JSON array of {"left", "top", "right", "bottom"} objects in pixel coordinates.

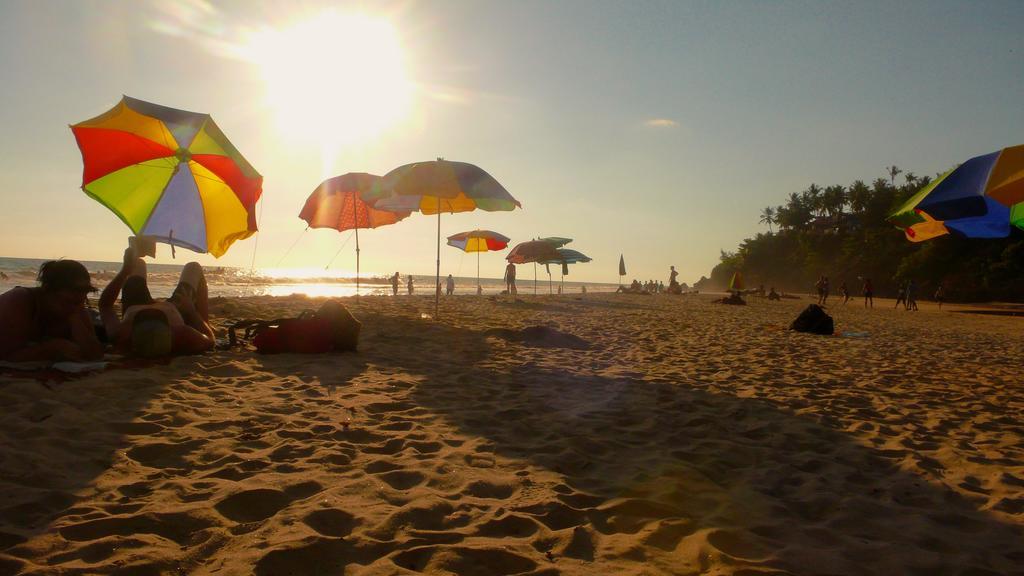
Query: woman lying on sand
[
  {"left": 99, "top": 248, "right": 215, "bottom": 357},
  {"left": 0, "top": 260, "right": 104, "bottom": 361}
]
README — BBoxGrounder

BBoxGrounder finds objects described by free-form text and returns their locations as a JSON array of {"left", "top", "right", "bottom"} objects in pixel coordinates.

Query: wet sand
[{"left": 1, "top": 293, "right": 1022, "bottom": 575}]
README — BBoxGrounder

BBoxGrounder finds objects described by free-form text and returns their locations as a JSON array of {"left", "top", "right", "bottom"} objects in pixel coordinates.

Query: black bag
[{"left": 790, "top": 304, "right": 834, "bottom": 335}]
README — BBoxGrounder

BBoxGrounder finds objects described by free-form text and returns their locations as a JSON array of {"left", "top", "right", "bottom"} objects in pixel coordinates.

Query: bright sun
[{"left": 243, "top": 12, "right": 413, "bottom": 147}]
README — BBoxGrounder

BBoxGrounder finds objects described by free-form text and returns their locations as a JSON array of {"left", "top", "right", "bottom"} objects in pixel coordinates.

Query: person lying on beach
[
  {"left": 0, "top": 260, "right": 104, "bottom": 362},
  {"left": 99, "top": 248, "right": 214, "bottom": 357}
]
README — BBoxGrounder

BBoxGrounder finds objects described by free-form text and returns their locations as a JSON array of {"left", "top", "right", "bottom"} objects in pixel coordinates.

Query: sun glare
[{"left": 243, "top": 12, "right": 413, "bottom": 148}]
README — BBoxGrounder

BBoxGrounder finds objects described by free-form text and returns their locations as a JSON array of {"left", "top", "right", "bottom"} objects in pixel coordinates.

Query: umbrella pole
[
  {"left": 534, "top": 263, "right": 537, "bottom": 295},
  {"left": 355, "top": 227, "right": 360, "bottom": 299},
  {"left": 435, "top": 198, "right": 441, "bottom": 318},
  {"left": 477, "top": 249, "right": 480, "bottom": 295}
]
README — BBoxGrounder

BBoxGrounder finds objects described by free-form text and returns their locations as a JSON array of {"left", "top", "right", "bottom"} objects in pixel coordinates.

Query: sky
[{"left": 0, "top": 0, "right": 1021, "bottom": 284}]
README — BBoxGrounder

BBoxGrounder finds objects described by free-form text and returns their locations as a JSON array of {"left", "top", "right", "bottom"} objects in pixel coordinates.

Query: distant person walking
[
  {"left": 445, "top": 274, "right": 455, "bottom": 296},
  {"left": 840, "top": 281, "right": 850, "bottom": 304},
  {"left": 934, "top": 284, "right": 944, "bottom": 309},
  {"left": 862, "top": 277, "right": 874, "bottom": 308},
  {"left": 894, "top": 282, "right": 907, "bottom": 309},
  {"left": 391, "top": 272, "right": 400, "bottom": 296},
  {"left": 504, "top": 262, "right": 517, "bottom": 295},
  {"left": 815, "top": 275, "right": 830, "bottom": 305},
  {"left": 407, "top": 275, "right": 414, "bottom": 295},
  {"left": 906, "top": 279, "right": 918, "bottom": 311}
]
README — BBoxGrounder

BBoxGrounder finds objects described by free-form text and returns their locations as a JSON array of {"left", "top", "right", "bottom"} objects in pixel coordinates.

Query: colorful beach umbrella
[
  {"left": 507, "top": 240, "right": 563, "bottom": 294},
  {"left": 300, "top": 173, "right": 410, "bottom": 295},
  {"left": 536, "top": 236, "right": 573, "bottom": 248},
  {"left": 365, "top": 159, "right": 521, "bottom": 315},
  {"left": 72, "top": 96, "right": 262, "bottom": 257},
  {"left": 447, "top": 230, "right": 511, "bottom": 294},
  {"left": 888, "top": 145, "right": 1024, "bottom": 242},
  {"left": 540, "top": 248, "right": 592, "bottom": 292},
  {"left": 729, "top": 271, "right": 744, "bottom": 292}
]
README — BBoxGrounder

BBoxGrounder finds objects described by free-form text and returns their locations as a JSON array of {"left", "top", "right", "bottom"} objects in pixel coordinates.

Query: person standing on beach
[
  {"left": 391, "top": 272, "right": 400, "bottom": 296},
  {"left": 445, "top": 274, "right": 455, "bottom": 296},
  {"left": 894, "top": 282, "right": 907, "bottom": 310},
  {"left": 0, "top": 259, "right": 104, "bottom": 362},
  {"left": 934, "top": 284, "right": 944, "bottom": 309},
  {"left": 407, "top": 275, "right": 414, "bottom": 295},
  {"left": 504, "top": 262, "right": 517, "bottom": 295},
  {"left": 840, "top": 281, "right": 850, "bottom": 304},
  {"left": 862, "top": 277, "right": 873, "bottom": 308},
  {"left": 906, "top": 279, "right": 918, "bottom": 311}
]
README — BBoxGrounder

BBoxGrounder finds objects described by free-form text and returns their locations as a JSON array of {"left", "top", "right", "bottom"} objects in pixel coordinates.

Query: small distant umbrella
[
  {"left": 728, "top": 271, "right": 744, "bottom": 292},
  {"left": 506, "top": 240, "right": 563, "bottom": 295},
  {"left": 540, "top": 248, "right": 591, "bottom": 292},
  {"left": 299, "top": 173, "right": 409, "bottom": 295},
  {"left": 888, "top": 144, "right": 1024, "bottom": 241},
  {"left": 446, "top": 229, "right": 511, "bottom": 294},
  {"left": 536, "top": 237, "right": 573, "bottom": 248},
  {"left": 364, "top": 159, "right": 520, "bottom": 316}
]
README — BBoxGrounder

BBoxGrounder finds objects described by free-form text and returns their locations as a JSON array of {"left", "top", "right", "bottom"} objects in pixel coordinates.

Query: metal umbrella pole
[
  {"left": 435, "top": 197, "right": 441, "bottom": 317},
  {"left": 355, "top": 225, "right": 360, "bottom": 298}
]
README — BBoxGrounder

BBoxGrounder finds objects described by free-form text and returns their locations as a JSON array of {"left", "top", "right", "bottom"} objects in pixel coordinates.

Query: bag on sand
[
  {"left": 790, "top": 304, "right": 834, "bottom": 335},
  {"left": 228, "top": 300, "right": 361, "bottom": 354}
]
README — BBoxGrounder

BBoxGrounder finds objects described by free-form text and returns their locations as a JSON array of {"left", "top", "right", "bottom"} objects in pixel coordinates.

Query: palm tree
[
  {"left": 904, "top": 171, "right": 917, "bottom": 187},
  {"left": 759, "top": 206, "right": 776, "bottom": 233},
  {"left": 802, "top": 184, "right": 824, "bottom": 216},
  {"left": 886, "top": 165, "right": 902, "bottom": 186},
  {"left": 822, "top": 185, "right": 847, "bottom": 217},
  {"left": 847, "top": 180, "right": 871, "bottom": 214}
]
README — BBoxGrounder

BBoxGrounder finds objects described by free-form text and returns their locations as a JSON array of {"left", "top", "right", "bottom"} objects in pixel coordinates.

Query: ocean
[{"left": 0, "top": 257, "right": 619, "bottom": 299}]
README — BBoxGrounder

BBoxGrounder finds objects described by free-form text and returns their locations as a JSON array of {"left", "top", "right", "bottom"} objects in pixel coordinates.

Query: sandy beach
[{"left": 1, "top": 293, "right": 1022, "bottom": 575}]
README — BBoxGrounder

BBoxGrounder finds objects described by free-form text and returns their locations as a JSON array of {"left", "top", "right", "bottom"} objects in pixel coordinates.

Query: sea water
[{"left": 0, "top": 257, "right": 618, "bottom": 299}]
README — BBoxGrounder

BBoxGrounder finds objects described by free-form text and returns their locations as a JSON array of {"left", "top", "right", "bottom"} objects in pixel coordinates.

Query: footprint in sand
[
  {"left": 391, "top": 546, "right": 538, "bottom": 575},
  {"left": 302, "top": 508, "right": 358, "bottom": 537},
  {"left": 377, "top": 470, "right": 426, "bottom": 490},
  {"left": 214, "top": 489, "right": 290, "bottom": 523},
  {"left": 126, "top": 440, "right": 205, "bottom": 470}
]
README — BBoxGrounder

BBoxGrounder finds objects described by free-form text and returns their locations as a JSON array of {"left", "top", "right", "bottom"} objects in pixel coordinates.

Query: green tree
[{"left": 759, "top": 206, "right": 776, "bottom": 233}]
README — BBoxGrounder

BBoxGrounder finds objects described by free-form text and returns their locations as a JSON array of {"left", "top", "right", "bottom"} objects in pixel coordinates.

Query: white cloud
[{"left": 644, "top": 118, "right": 679, "bottom": 128}]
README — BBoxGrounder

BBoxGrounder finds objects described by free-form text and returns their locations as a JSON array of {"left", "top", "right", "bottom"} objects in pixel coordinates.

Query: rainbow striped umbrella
[
  {"left": 72, "top": 97, "right": 261, "bottom": 257},
  {"left": 447, "top": 230, "right": 511, "bottom": 293},
  {"left": 888, "top": 145, "right": 1024, "bottom": 242}
]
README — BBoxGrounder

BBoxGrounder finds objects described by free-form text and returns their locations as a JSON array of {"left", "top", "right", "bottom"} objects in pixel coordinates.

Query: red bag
[
  {"left": 228, "top": 301, "right": 361, "bottom": 354},
  {"left": 252, "top": 317, "right": 335, "bottom": 354}
]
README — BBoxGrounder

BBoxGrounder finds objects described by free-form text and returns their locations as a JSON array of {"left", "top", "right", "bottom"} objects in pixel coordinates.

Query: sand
[{"left": 1, "top": 293, "right": 1022, "bottom": 575}]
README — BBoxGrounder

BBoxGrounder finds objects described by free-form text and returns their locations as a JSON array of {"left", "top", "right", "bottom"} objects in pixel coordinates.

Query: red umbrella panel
[{"left": 300, "top": 173, "right": 409, "bottom": 294}]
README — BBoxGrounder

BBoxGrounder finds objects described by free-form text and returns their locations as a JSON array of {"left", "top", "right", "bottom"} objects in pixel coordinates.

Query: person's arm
[
  {"left": 171, "top": 324, "right": 214, "bottom": 354},
  {"left": 69, "top": 308, "right": 104, "bottom": 360},
  {"left": 100, "top": 248, "right": 136, "bottom": 341}
]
